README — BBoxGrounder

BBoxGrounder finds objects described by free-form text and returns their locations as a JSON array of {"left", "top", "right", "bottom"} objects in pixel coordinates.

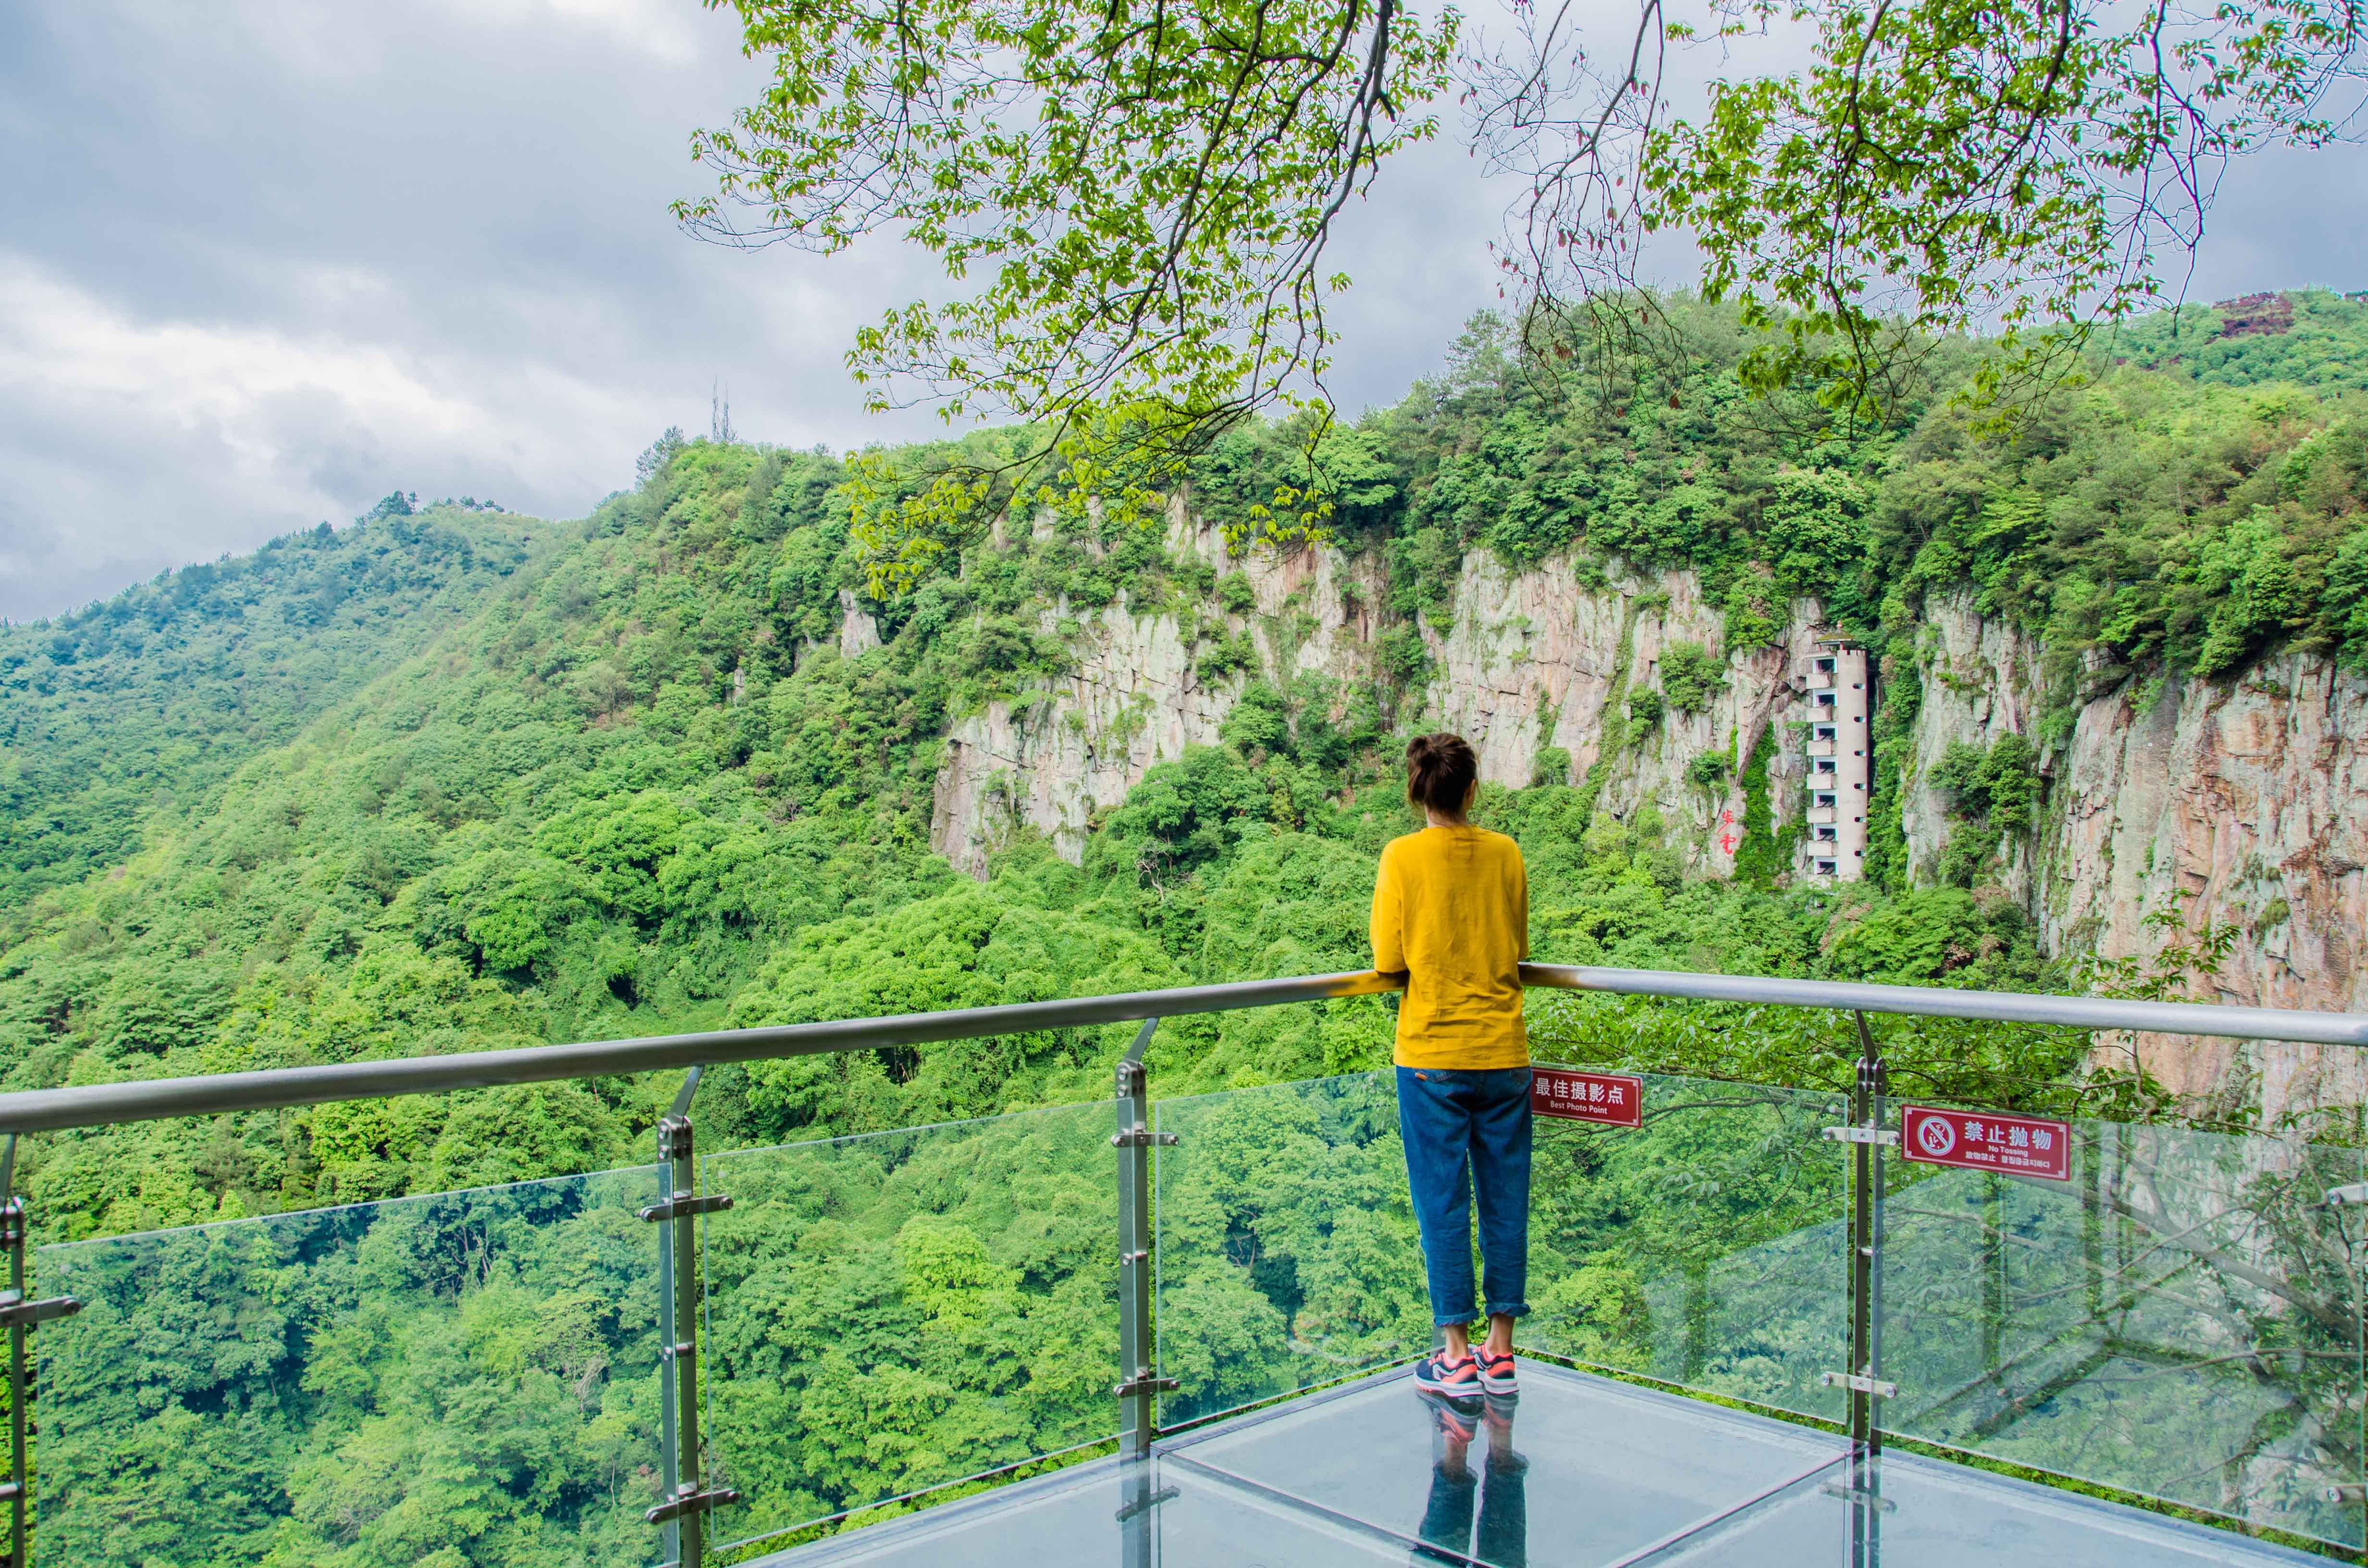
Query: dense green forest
[
  {"left": 0, "top": 501, "right": 551, "bottom": 915},
  {"left": 7, "top": 292, "right": 2368, "bottom": 1564}
]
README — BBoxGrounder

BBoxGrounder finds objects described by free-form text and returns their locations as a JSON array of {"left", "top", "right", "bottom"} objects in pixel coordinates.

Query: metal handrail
[
  {"left": 1518, "top": 964, "right": 2368, "bottom": 1045},
  {"left": 0, "top": 962, "right": 2358, "bottom": 1136}
]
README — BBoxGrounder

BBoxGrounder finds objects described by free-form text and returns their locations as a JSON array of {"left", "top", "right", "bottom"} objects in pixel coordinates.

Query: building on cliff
[{"left": 1804, "top": 640, "right": 1871, "bottom": 881}]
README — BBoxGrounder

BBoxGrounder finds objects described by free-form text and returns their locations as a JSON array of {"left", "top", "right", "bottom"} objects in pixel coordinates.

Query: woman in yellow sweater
[{"left": 1370, "top": 732, "right": 1530, "bottom": 1400}]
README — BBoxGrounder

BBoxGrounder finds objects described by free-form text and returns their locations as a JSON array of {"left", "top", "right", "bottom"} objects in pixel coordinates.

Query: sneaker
[
  {"left": 1473, "top": 1344, "right": 1517, "bottom": 1395},
  {"left": 1414, "top": 1347, "right": 1483, "bottom": 1398}
]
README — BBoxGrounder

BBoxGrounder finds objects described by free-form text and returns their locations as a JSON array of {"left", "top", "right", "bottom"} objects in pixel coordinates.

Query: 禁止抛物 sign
[{"left": 1899, "top": 1105, "right": 2071, "bottom": 1181}]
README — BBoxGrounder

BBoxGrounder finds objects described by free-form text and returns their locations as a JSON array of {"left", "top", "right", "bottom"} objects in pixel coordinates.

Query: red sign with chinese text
[
  {"left": 1899, "top": 1105, "right": 2072, "bottom": 1181},
  {"left": 1531, "top": 1068, "right": 1644, "bottom": 1128}
]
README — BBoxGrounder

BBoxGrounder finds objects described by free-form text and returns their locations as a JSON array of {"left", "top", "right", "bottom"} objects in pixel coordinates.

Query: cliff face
[
  {"left": 931, "top": 526, "right": 1831, "bottom": 876},
  {"left": 1905, "top": 593, "right": 2368, "bottom": 1119},
  {"left": 921, "top": 535, "right": 2368, "bottom": 1112}
]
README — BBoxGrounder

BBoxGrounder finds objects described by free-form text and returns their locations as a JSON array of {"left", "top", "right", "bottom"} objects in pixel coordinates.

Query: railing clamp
[
  {"left": 644, "top": 1482, "right": 741, "bottom": 1525},
  {"left": 0, "top": 1292, "right": 78, "bottom": 1331},
  {"left": 639, "top": 1193, "right": 733, "bottom": 1223},
  {"left": 1821, "top": 1370, "right": 1898, "bottom": 1398},
  {"left": 1111, "top": 1127, "right": 1177, "bottom": 1149},
  {"left": 1822, "top": 1126, "right": 1898, "bottom": 1147},
  {"left": 1115, "top": 1059, "right": 1147, "bottom": 1096},
  {"left": 1114, "top": 1370, "right": 1180, "bottom": 1399},
  {"left": 2323, "top": 1184, "right": 2368, "bottom": 1208},
  {"left": 2323, "top": 1484, "right": 2365, "bottom": 1504},
  {"left": 1116, "top": 1483, "right": 1181, "bottom": 1523},
  {"left": 1120, "top": 1249, "right": 1149, "bottom": 1266},
  {"left": 1820, "top": 1480, "right": 1896, "bottom": 1512}
]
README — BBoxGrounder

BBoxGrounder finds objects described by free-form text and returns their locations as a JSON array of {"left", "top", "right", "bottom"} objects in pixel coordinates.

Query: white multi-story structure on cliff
[{"left": 1803, "top": 640, "right": 1871, "bottom": 881}]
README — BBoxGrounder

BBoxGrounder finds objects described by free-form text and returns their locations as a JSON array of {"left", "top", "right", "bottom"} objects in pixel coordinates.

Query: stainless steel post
[
  {"left": 1850, "top": 1011, "right": 1886, "bottom": 1568},
  {"left": 0, "top": 1134, "right": 77, "bottom": 1568},
  {"left": 1112, "top": 1018, "right": 1174, "bottom": 1462},
  {"left": 2, "top": 1136, "right": 22, "bottom": 1568},
  {"left": 640, "top": 1069, "right": 736, "bottom": 1565},
  {"left": 1112, "top": 1018, "right": 1175, "bottom": 1568}
]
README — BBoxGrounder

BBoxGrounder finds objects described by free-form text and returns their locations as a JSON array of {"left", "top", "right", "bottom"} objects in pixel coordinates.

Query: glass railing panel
[
  {"left": 36, "top": 1165, "right": 667, "bottom": 1568},
  {"left": 1524, "top": 1067, "right": 1851, "bottom": 1423},
  {"left": 1154, "top": 1073, "right": 1425, "bottom": 1428},
  {"left": 1880, "top": 1102, "right": 2366, "bottom": 1550},
  {"left": 697, "top": 1100, "right": 1115, "bottom": 1557}
]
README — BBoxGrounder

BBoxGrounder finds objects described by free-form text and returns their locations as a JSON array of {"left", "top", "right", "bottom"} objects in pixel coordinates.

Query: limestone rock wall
[
  {"left": 912, "top": 532, "right": 2368, "bottom": 1115},
  {"left": 1895, "top": 592, "right": 2368, "bottom": 1120},
  {"left": 928, "top": 534, "right": 1827, "bottom": 879}
]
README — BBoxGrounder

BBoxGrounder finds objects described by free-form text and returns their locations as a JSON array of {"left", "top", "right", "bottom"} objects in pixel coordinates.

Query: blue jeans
[{"left": 1397, "top": 1066, "right": 1533, "bottom": 1327}]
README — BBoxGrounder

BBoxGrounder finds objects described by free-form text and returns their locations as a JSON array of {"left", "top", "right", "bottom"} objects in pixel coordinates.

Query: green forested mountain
[
  {"left": 8, "top": 292, "right": 2368, "bottom": 1566},
  {"left": 7, "top": 293, "right": 2368, "bottom": 1233},
  {"left": 0, "top": 502, "right": 550, "bottom": 915}
]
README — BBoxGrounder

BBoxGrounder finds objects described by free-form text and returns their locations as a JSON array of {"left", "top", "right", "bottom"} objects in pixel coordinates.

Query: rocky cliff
[
  {"left": 1907, "top": 593, "right": 2368, "bottom": 1119},
  {"left": 920, "top": 530, "right": 2368, "bottom": 1115}
]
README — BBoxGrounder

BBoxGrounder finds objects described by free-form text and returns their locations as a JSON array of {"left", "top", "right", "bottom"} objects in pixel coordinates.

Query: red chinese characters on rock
[
  {"left": 1530, "top": 1067, "right": 1644, "bottom": 1128},
  {"left": 1899, "top": 1105, "right": 2072, "bottom": 1181}
]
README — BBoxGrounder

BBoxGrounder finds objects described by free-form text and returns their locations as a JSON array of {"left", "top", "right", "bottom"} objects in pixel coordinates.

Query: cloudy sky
[{"left": 2, "top": 0, "right": 2362, "bottom": 622}]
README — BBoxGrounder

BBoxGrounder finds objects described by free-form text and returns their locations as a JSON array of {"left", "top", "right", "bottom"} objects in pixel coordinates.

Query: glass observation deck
[
  {"left": 745, "top": 1365, "right": 2336, "bottom": 1568},
  {"left": 5, "top": 966, "right": 2366, "bottom": 1567}
]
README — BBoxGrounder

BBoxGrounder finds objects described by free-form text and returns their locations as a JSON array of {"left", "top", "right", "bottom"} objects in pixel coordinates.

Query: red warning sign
[
  {"left": 1531, "top": 1068, "right": 1644, "bottom": 1128},
  {"left": 1900, "top": 1105, "right": 2072, "bottom": 1181}
]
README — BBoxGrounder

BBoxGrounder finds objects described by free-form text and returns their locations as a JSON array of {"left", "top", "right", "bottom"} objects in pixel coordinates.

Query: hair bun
[{"left": 1405, "top": 732, "right": 1479, "bottom": 815}]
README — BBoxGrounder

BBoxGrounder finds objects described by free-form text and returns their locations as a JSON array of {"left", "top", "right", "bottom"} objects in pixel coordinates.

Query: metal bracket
[
  {"left": 1822, "top": 1127, "right": 1899, "bottom": 1147},
  {"left": 1111, "top": 1127, "right": 1178, "bottom": 1148},
  {"left": 1820, "top": 1481, "right": 1897, "bottom": 1512},
  {"left": 1114, "top": 1372, "right": 1180, "bottom": 1398},
  {"left": 638, "top": 1193, "right": 733, "bottom": 1223},
  {"left": 1821, "top": 1370, "right": 1898, "bottom": 1398},
  {"left": 644, "top": 1483, "right": 741, "bottom": 1525},
  {"left": 1115, "top": 1483, "right": 1181, "bottom": 1524},
  {"left": 0, "top": 1294, "right": 78, "bottom": 1331},
  {"left": 2324, "top": 1184, "right": 2368, "bottom": 1208},
  {"left": 2323, "top": 1484, "right": 2364, "bottom": 1504}
]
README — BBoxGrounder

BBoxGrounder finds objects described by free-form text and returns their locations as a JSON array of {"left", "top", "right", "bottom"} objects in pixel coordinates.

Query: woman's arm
[
  {"left": 1514, "top": 844, "right": 1529, "bottom": 961},
  {"left": 1370, "top": 842, "right": 1406, "bottom": 974}
]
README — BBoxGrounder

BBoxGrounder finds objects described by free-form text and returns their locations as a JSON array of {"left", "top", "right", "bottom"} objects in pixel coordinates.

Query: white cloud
[
  {"left": 0, "top": 253, "right": 651, "bottom": 610},
  {"left": 0, "top": 0, "right": 2357, "bottom": 620}
]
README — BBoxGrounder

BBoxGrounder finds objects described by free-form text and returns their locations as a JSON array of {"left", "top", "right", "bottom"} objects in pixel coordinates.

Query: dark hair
[{"left": 1405, "top": 733, "right": 1479, "bottom": 815}]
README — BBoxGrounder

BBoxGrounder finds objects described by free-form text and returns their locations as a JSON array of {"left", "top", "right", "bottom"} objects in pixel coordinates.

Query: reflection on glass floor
[{"left": 749, "top": 1362, "right": 2335, "bottom": 1567}]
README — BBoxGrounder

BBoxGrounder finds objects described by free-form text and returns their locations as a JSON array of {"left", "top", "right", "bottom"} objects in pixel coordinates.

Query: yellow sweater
[{"left": 1369, "top": 824, "right": 1529, "bottom": 1069}]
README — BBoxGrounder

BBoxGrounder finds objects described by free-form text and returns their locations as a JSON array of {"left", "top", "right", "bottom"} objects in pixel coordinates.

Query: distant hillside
[
  {"left": 0, "top": 505, "right": 551, "bottom": 916},
  {"left": 2099, "top": 286, "right": 2368, "bottom": 393}
]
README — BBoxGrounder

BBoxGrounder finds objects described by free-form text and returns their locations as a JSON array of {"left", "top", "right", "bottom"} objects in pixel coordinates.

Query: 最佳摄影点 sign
[
  {"left": 1531, "top": 1067, "right": 1643, "bottom": 1128},
  {"left": 1899, "top": 1105, "right": 2071, "bottom": 1181}
]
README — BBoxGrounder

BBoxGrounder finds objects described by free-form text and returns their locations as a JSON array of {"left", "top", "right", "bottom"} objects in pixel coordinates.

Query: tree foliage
[{"left": 689, "top": 0, "right": 2363, "bottom": 574}]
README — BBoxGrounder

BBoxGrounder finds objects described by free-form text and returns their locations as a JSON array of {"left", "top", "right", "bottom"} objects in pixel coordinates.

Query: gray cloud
[{"left": 0, "top": 0, "right": 2359, "bottom": 621}]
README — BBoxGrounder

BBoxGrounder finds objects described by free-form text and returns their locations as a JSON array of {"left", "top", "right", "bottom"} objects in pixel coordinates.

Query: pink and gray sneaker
[
  {"left": 1414, "top": 1347, "right": 1484, "bottom": 1398},
  {"left": 1473, "top": 1344, "right": 1518, "bottom": 1395}
]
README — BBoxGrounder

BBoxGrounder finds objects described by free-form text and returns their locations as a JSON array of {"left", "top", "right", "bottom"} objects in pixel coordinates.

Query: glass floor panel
[
  {"left": 740, "top": 1455, "right": 1421, "bottom": 1566},
  {"left": 1165, "top": 1362, "right": 1843, "bottom": 1566},
  {"left": 748, "top": 1362, "right": 2338, "bottom": 1567},
  {"left": 1627, "top": 1451, "right": 2340, "bottom": 1567}
]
